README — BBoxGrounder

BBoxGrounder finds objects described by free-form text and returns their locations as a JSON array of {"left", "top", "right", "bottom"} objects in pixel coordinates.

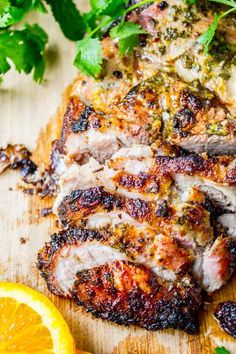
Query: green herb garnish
[
  {"left": 74, "top": 37, "right": 102, "bottom": 78},
  {"left": 198, "top": 0, "right": 236, "bottom": 53},
  {"left": 74, "top": 0, "right": 154, "bottom": 77},
  {"left": 0, "top": 24, "right": 48, "bottom": 82},
  {"left": 110, "top": 21, "right": 146, "bottom": 54},
  {"left": 0, "top": 0, "right": 86, "bottom": 82},
  {"left": 1, "top": 0, "right": 236, "bottom": 82},
  {"left": 214, "top": 346, "right": 230, "bottom": 354}
]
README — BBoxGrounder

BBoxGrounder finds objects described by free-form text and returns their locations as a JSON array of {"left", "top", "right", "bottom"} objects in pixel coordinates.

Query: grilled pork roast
[{"left": 37, "top": 0, "right": 236, "bottom": 333}]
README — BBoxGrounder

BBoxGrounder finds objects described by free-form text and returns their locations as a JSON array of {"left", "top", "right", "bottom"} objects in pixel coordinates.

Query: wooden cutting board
[{"left": 0, "top": 3, "right": 235, "bottom": 353}]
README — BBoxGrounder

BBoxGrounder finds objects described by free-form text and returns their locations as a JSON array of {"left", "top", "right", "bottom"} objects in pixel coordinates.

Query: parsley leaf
[
  {"left": 198, "top": 13, "right": 220, "bottom": 53},
  {"left": 0, "top": 7, "right": 25, "bottom": 27},
  {"left": 0, "top": 0, "right": 46, "bottom": 28},
  {"left": 0, "top": 0, "right": 10, "bottom": 15},
  {"left": 90, "top": 0, "right": 127, "bottom": 16},
  {"left": 110, "top": 21, "right": 146, "bottom": 54},
  {"left": 215, "top": 346, "right": 230, "bottom": 354},
  {"left": 45, "top": 0, "right": 86, "bottom": 40},
  {"left": 198, "top": 0, "right": 236, "bottom": 53},
  {"left": 74, "top": 37, "right": 102, "bottom": 78},
  {"left": 0, "top": 24, "right": 48, "bottom": 82},
  {"left": 90, "top": 0, "right": 107, "bottom": 12}
]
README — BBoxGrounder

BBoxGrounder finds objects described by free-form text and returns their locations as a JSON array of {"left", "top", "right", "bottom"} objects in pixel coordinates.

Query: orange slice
[{"left": 0, "top": 282, "right": 76, "bottom": 353}]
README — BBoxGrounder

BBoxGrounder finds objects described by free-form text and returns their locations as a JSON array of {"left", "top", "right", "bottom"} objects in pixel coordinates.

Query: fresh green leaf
[
  {"left": 0, "top": 0, "right": 10, "bottom": 15},
  {"left": 197, "top": 0, "right": 236, "bottom": 53},
  {"left": 45, "top": 0, "right": 86, "bottom": 40},
  {"left": 210, "top": 0, "right": 236, "bottom": 7},
  {"left": 90, "top": 0, "right": 107, "bottom": 12},
  {"left": 184, "top": 0, "right": 196, "bottom": 4},
  {"left": 0, "top": 24, "right": 48, "bottom": 82},
  {"left": 31, "top": 0, "right": 47, "bottom": 13},
  {"left": 110, "top": 21, "right": 147, "bottom": 41},
  {"left": 90, "top": 0, "right": 127, "bottom": 16},
  {"left": 103, "top": 0, "right": 128, "bottom": 16},
  {"left": 110, "top": 21, "right": 146, "bottom": 54},
  {"left": 0, "top": 7, "right": 25, "bottom": 27},
  {"left": 118, "top": 33, "right": 140, "bottom": 54},
  {"left": 74, "top": 37, "right": 102, "bottom": 77},
  {"left": 214, "top": 346, "right": 230, "bottom": 354},
  {"left": 198, "top": 13, "right": 220, "bottom": 53},
  {"left": 0, "top": 0, "right": 46, "bottom": 28},
  {"left": 82, "top": 11, "right": 97, "bottom": 33}
]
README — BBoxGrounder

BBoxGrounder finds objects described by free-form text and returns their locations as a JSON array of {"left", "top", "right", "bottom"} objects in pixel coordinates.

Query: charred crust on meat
[
  {"left": 71, "top": 106, "right": 93, "bottom": 133},
  {"left": 0, "top": 144, "right": 37, "bottom": 177},
  {"left": 155, "top": 154, "right": 208, "bottom": 175},
  {"left": 60, "top": 96, "right": 84, "bottom": 153},
  {"left": 125, "top": 198, "right": 151, "bottom": 221},
  {"left": 159, "top": 1, "right": 169, "bottom": 10},
  {"left": 58, "top": 187, "right": 154, "bottom": 226},
  {"left": 72, "top": 261, "right": 201, "bottom": 334},
  {"left": 156, "top": 200, "right": 169, "bottom": 217},
  {"left": 180, "top": 89, "right": 204, "bottom": 112},
  {"left": 113, "top": 71, "right": 123, "bottom": 79},
  {"left": 13, "top": 158, "right": 37, "bottom": 177},
  {"left": 58, "top": 187, "right": 124, "bottom": 224},
  {"left": 183, "top": 205, "right": 206, "bottom": 226},
  {"left": 60, "top": 96, "right": 101, "bottom": 154},
  {"left": 155, "top": 152, "right": 236, "bottom": 184},
  {"left": 226, "top": 166, "right": 236, "bottom": 183},
  {"left": 173, "top": 108, "right": 196, "bottom": 135},
  {"left": 225, "top": 238, "right": 236, "bottom": 263},
  {"left": 37, "top": 227, "right": 102, "bottom": 296},
  {"left": 214, "top": 301, "right": 236, "bottom": 338},
  {"left": 114, "top": 171, "right": 159, "bottom": 194}
]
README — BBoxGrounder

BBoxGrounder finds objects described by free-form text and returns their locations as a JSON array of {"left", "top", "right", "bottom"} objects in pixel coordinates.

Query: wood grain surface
[{"left": 0, "top": 2, "right": 236, "bottom": 353}]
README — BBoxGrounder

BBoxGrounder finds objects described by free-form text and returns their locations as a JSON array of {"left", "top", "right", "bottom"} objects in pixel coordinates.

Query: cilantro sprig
[
  {"left": 73, "top": 0, "right": 155, "bottom": 78},
  {"left": 0, "top": 0, "right": 86, "bottom": 82},
  {"left": 0, "top": 0, "right": 155, "bottom": 81},
  {"left": 198, "top": 0, "right": 236, "bottom": 53},
  {"left": 1, "top": 0, "right": 235, "bottom": 82}
]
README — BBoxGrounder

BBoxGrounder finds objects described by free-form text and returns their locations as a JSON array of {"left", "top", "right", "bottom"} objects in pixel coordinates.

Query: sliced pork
[
  {"left": 155, "top": 153, "right": 236, "bottom": 211},
  {"left": 37, "top": 227, "right": 201, "bottom": 334},
  {"left": 72, "top": 261, "right": 201, "bottom": 334},
  {"left": 60, "top": 96, "right": 150, "bottom": 164},
  {"left": 37, "top": 0, "right": 236, "bottom": 335}
]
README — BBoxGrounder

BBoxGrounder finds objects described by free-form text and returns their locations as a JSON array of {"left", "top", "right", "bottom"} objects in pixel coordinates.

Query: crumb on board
[
  {"left": 41, "top": 207, "right": 53, "bottom": 217},
  {"left": 20, "top": 237, "right": 27, "bottom": 244}
]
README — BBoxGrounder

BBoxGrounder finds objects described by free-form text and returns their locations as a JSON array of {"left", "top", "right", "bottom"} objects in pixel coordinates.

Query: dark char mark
[
  {"left": 72, "top": 260, "right": 202, "bottom": 334},
  {"left": 71, "top": 106, "right": 93, "bottom": 133},
  {"left": 214, "top": 301, "right": 236, "bottom": 338}
]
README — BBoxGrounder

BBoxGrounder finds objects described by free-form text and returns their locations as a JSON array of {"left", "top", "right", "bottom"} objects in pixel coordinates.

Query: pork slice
[
  {"left": 54, "top": 145, "right": 164, "bottom": 218},
  {"left": 85, "top": 210, "right": 148, "bottom": 229},
  {"left": 73, "top": 37, "right": 138, "bottom": 113},
  {"left": 175, "top": 174, "right": 236, "bottom": 212},
  {"left": 65, "top": 128, "right": 138, "bottom": 163},
  {"left": 53, "top": 157, "right": 102, "bottom": 211},
  {"left": 202, "top": 237, "right": 236, "bottom": 293},
  {"left": 37, "top": 226, "right": 192, "bottom": 297},
  {"left": 175, "top": 48, "right": 236, "bottom": 116},
  {"left": 162, "top": 85, "right": 236, "bottom": 155},
  {"left": 72, "top": 261, "right": 201, "bottom": 334},
  {"left": 37, "top": 228, "right": 127, "bottom": 297},
  {"left": 60, "top": 96, "right": 149, "bottom": 164},
  {"left": 37, "top": 227, "right": 200, "bottom": 334},
  {"left": 155, "top": 154, "right": 236, "bottom": 211},
  {"left": 176, "top": 135, "right": 236, "bottom": 156}
]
